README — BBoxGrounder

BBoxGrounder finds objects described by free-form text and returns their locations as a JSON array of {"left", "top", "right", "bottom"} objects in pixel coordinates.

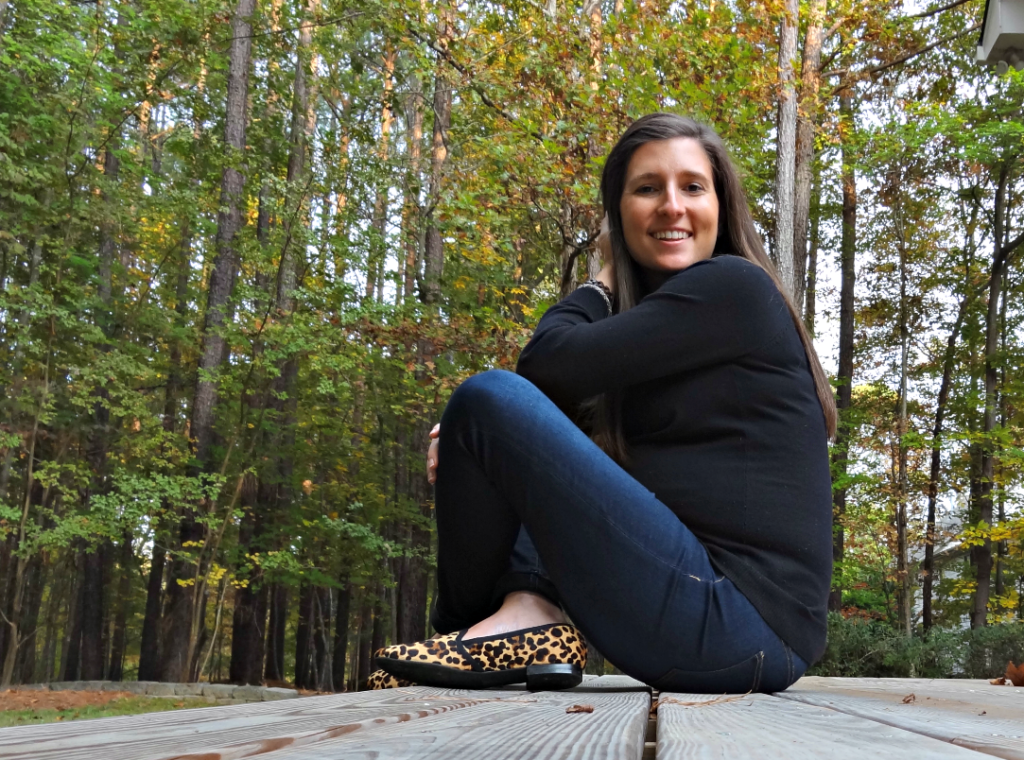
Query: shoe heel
[{"left": 525, "top": 663, "right": 583, "bottom": 691}]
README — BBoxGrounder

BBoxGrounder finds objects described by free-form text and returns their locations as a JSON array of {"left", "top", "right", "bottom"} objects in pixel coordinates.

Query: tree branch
[
  {"left": 868, "top": 23, "right": 981, "bottom": 76},
  {"left": 828, "top": 22, "right": 982, "bottom": 92},
  {"left": 999, "top": 230, "right": 1024, "bottom": 261},
  {"left": 407, "top": 27, "right": 546, "bottom": 142},
  {"left": 909, "top": 0, "right": 976, "bottom": 20}
]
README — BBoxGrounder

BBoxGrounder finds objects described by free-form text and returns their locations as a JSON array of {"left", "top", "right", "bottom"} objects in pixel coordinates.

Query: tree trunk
[
  {"left": 364, "top": 48, "right": 395, "bottom": 305},
  {"left": 264, "top": 584, "right": 288, "bottom": 682},
  {"left": 791, "top": 0, "right": 824, "bottom": 314},
  {"left": 108, "top": 532, "right": 132, "bottom": 681},
  {"left": 79, "top": 546, "right": 106, "bottom": 680},
  {"left": 61, "top": 551, "right": 86, "bottom": 682},
  {"left": 165, "top": 0, "right": 256, "bottom": 682},
  {"left": 558, "top": 203, "right": 579, "bottom": 298},
  {"left": 313, "top": 586, "right": 331, "bottom": 691},
  {"left": 973, "top": 164, "right": 1012, "bottom": 629},
  {"left": 332, "top": 583, "right": 350, "bottom": 691},
  {"left": 422, "top": 7, "right": 453, "bottom": 307},
  {"left": 294, "top": 583, "right": 313, "bottom": 689},
  {"left": 139, "top": 230, "right": 189, "bottom": 680},
  {"left": 994, "top": 278, "right": 1009, "bottom": 601},
  {"left": 79, "top": 120, "right": 122, "bottom": 683},
  {"left": 15, "top": 554, "right": 43, "bottom": 684},
  {"left": 0, "top": 534, "right": 13, "bottom": 665},
  {"left": 229, "top": 476, "right": 267, "bottom": 685},
  {"left": 235, "top": 0, "right": 316, "bottom": 684},
  {"left": 803, "top": 170, "right": 821, "bottom": 332},
  {"left": 39, "top": 557, "right": 68, "bottom": 682},
  {"left": 922, "top": 232, "right": 977, "bottom": 629},
  {"left": 402, "top": 71, "right": 423, "bottom": 303},
  {"left": 829, "top": 88, "right": 856, "bottom": 613},
  {"left": 1, "top": 386, "right": 48, "bottom": 688},
  {"left": 896, "top": 214, "right": 912, "bottom": 635},
  {"left": 370, "top": 586, "right": 386, "bottom": 659},
  {"left": 772, "top": 0, "right": 799, "bottom": 298},
  {"left": 356, "top": 595, "right": 372, "bottom": 690},
  {"left": 394, "top": 6, "right": 454, "bottom": 652},
  {"left": 398, "top": 470, "right": 429, "bottom": 644},
  {"left": 138, "top": 539, "right": 165, "bottom": 680}
]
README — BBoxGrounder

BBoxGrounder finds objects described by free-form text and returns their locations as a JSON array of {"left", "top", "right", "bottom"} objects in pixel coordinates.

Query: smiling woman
[{"left": 371, "top": 113, "right": 838, "bottom": 696}]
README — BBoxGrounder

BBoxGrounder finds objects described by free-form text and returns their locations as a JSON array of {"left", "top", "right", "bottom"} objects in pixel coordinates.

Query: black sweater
[{"left": 516, "top": 254, "right": 832, "bottom": 665}]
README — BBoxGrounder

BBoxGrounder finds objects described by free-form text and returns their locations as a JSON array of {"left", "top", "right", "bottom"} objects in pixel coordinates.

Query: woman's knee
[{"left": 444, "top": 370, "right": 533, "bottom": 423}]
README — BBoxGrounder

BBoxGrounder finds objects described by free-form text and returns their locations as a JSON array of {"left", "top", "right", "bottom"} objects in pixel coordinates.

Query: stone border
[{"left": 14, "top": 681, "right": 302, "bottom": 705}]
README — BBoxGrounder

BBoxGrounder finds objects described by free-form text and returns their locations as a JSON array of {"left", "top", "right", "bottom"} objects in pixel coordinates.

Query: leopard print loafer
[
  {"left": 374, "top": 623, "right": 586, "bottom": 691},
  {"left": 367, "top": 669, "right": 416, "bottom": 690}
]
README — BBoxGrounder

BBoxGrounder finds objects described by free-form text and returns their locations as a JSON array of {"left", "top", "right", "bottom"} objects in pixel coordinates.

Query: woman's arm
[{"left": 516, "top": 256, "right": 788, "bottom": 408}]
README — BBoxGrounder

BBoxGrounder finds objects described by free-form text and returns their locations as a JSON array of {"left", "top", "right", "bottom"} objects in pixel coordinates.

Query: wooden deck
[{"left": 2, "top": 675, "right": 1022, "bottom": 759}]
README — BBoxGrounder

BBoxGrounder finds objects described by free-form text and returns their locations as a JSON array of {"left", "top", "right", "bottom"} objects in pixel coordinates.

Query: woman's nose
[{"left": 659, "top": 187, "right": 685, "bottom": 216}]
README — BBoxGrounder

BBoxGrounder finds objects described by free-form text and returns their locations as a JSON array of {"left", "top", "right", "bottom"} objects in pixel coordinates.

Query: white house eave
[{"left": 977, "top": 0, "right": 1024, "bottom": 70}]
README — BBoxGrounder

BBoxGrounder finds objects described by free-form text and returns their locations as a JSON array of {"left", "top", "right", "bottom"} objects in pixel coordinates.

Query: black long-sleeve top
[{"left": 516, "top": 254, "right": 832, "bottom": 665}]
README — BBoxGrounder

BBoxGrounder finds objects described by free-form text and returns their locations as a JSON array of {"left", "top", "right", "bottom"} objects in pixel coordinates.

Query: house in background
[{"left": 978, "top": 0, "right": 1024, "bottom": 73}]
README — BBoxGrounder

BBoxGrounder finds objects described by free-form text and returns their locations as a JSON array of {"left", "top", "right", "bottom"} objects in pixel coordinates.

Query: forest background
[{"left": 0, "top": 0, "right": 1022, "bottom": 691}]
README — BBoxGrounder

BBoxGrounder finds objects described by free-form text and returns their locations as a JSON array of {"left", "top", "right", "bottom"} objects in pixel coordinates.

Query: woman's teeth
[{"left": 653, "top": 231, "right": 691, "bottom": 240}]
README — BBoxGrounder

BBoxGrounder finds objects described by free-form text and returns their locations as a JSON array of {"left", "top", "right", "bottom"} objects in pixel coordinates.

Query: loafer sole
[{"left": 376, "top": 658, "right": 582, "bottom": 691}]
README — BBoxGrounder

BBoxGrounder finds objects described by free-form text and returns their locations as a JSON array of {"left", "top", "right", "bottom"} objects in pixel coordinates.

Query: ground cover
[{"left": 0, "top": 689, "right": 211, "bottom": 728}]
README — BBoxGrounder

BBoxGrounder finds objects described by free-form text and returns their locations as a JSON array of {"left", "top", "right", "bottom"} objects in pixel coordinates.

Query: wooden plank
[
  {"left": 656, "top": 692, "right": 985, "bottom": 759},
  {"left": 777, "top": 679, "right": 1024, "bottom": 759},
  {"left": 191, "top": 688, "right": 650, "bottom": 760},
  {"left": 0, "top": 687, "right": 648, "bottom": 760},
  {"left": 0, "top": 687, "right": 489, "bottom": 760},
  {"left": 788, "top": 677, "right": 1024, "bottom": 710}
]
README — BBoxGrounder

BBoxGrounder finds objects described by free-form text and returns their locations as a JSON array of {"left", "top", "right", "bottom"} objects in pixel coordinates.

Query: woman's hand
[
  {"left": 427, "top": 423, "right": 440, "bottom": 484},
  {"left": 596, "top": 215, "right": 615, "bottom": 293}
]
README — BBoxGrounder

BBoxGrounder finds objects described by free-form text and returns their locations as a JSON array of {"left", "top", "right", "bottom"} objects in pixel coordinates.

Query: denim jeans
[{"left": 430, "top": 370, "right": 807, "bottom": 693}]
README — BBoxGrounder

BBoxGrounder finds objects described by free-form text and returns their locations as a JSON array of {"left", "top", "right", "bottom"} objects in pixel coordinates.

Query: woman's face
[{"left": 619, "top": 137, "right": 719, "bottom": 285}]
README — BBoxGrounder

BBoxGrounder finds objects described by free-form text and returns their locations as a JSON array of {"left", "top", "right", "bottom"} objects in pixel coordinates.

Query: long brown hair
[{"left": 590, "top": 113, "right": 837, "bottom": 462}]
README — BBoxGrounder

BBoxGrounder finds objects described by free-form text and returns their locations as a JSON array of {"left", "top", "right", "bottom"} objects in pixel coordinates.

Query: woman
[{"left": 369, "top": 113, "right": 836, "bottom": 694}]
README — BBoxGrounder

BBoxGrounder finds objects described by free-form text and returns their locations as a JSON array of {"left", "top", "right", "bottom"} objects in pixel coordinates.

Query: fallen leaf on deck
[
  {"left": 902, "top": 693, "right": 915, "bottom": 704},
  {"left": 990, "top": 677, "right": 1008, "bottom": 685},
  {"left": 980, "top": 711, "right": 987, "bottom": 715},
  {"left": 1006, "top": 661, "right": 1024, "bottom": 687},
  {"left": 566, "top": 704, "right": 594, "bottom": 713}
]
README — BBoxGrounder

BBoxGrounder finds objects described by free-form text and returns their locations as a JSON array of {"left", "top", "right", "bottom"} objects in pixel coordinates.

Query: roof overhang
[{"left": 977, "top": 0, "right": 1024, "bottom": 71}]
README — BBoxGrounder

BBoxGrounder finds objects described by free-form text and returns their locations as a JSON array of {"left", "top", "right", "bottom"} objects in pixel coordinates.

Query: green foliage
[{"left": 811, "top": 614, "right": 1024, "bottom": 678}]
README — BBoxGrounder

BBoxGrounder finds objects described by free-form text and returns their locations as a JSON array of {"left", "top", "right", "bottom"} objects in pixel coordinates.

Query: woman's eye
[
  {"left": 684, "top": 183, "right": 704, "bottom": 193},
  {"left": 636, "top": 185, "right": 657, "bottom": 194}
]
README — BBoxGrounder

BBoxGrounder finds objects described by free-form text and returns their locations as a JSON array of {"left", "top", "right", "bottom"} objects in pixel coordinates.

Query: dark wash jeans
[{"left": 431, "top": 370, "right": 808, "bottom": 694}]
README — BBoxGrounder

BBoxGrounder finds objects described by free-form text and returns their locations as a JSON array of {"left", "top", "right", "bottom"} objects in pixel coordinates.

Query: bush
[
  {"left": 961, "top": 624, "right": 1024, "bottom": 678},
  {"left": 807, "top": 613, "right": 1024, "bottom": 678}
]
